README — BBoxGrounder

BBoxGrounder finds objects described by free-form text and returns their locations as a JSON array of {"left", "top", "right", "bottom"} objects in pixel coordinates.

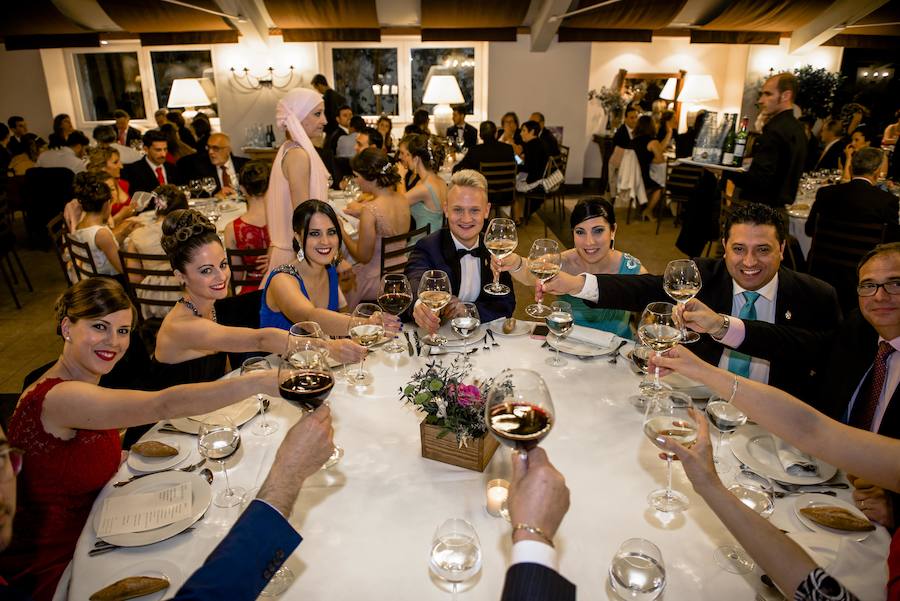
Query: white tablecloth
[{"left": 65, "top": 329, "right": 890, "bottom": 600}]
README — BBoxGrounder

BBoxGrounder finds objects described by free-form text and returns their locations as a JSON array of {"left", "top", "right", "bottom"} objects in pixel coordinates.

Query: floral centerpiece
[{"left": 590, "top": 85, "right": 630, "bottom": 132}]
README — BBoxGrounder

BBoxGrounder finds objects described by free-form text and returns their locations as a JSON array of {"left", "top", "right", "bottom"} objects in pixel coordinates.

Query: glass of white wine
[
  {"left": 663, "top": 259, "right": 702, "bottom": 344},
  {"left": 429, "top": 518, "right": 482, "bottom": 600},
  {"left": 450, "top": 302, "right": 480, "bottom": 348},
  {"left": 241, "top": 356, "right": 277, "bottom": 437},
  {"left": 643, "top": 395, "right": 697, "bottom": 513},
  {"left": 525, "top": 239, "right": 562, "bottom": 318},
  {"left": 609, "top": 538, "right": 666, "bottom": 601},
  {"left": 348, "top": 303, "right": 384, "bottom": 387},
  {"left": 545, "top": 300, "right": 574, "bottom": 367},
  {"left": 418, "top": 270, "right": 452, "bottom": 346},
  {"left": 483, "top": 218, "right": 517, "bottom": 296},
  {"left": 637, "top": 302, "right": 681, "bottom": 396},
  {"left": 198, "top": 415, "right": 244, "bottom": 508}
]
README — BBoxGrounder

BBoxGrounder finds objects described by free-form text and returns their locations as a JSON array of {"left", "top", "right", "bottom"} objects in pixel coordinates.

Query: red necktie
[
  {"left": 850, "top": 341, "right": 896, "bottom": 431},
  {"left": 155, "top": 166, "right": 165, "bottom": 185},
  {"left": 221, "top": 166, "right": 232, "bottom": 189},
  {"left": 119, "top": 129, "right": 126, "bottom": 145}
]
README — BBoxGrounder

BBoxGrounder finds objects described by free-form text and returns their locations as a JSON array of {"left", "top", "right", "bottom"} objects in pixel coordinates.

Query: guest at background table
[
  {"left": 497, "top": 111, "right": 523, "bottom": 156},
  {"left": 408, "top": 170, "right": 515, "bottom": 332},
  {"left": 529, "top": 112, "right": 560, "bottom": 158},
  {"left": 809, "top": 118, "right": 845, "bottom": 172},
  {"left": 0, "top": 277, "right": 282, "bottom": 601},
  {"left": 609, "top": 106, "right": 637, "bottom": 171},
  {"left": 122, "top": 129, "right": 178, "bottom": 194},
  {"left": 153, "top": 108, "right": 169, "bottom": 128},
  {"left": 67, "top": 171, "right": 132, "bottom": 278},
  {"left": 178, "top": 132, "right": 247, "bottom": 198},
  {"left": 728, "top": 73, "right": 807, "bottom": 208},
  {"left": 324, "top": 105, "right": 352, "bottom": 187},
  {"left": 652, "top": 343, "right": 900, "bottom": 601},
  {"left": 453, "top": 120, "right": 516, "bottom": 175},
  {"left": 87, "top": 146, "right": 133, "bottom": 220},
  {"left": 46, "top": 113, "right": 74, "bottom": 149},
  {"left": 520, "top": 120, "right": 549, "bottom": 189},
  {"left": 631, "top": 115, "right": 670, "bottom": 221},
  {"left": 123, "top": 184, "right": 187, "bottom": 318},
  {"left": 264, "top": 88, "right": 329, "bottom": 279},
  {"left": 6, "top": 115, "right": 39, "bottom": 157},
  {"left": 166, "top": 111, "right": 197, "bottom": 150},
  {"left": 501, "top": 447, "right": 575, "bottom": 601},
  {"left": 112, "top": 109, "right": 142, "bottom": 147},
  {"left": 883, "top": 109, "right": 900, "bottom": 147},
  {"left": 800, "top": 115, "right": 819, "bottom": 173},
  {"left": 340, "top": 148, "right": 411, "bottom": 307},
  {"left": 412, "top": 109, "right": 431, "bottom": 135},
  {"left": 224, "top": 161, "right": 270, "bottom": 294},
  {"left": 92, "top": 124, "right": 141, "bottom": 164},
  {"left": 399, "top": 133, "right": 446, "bottom": 234},
  {"left": 543, "top": 203, "right": 841, "bottom": 402},
  {"left": 190, "top": 113, "right": 212, "bottom": 153},
  {"left": 333, "top": 115, "right": 364, "bottom": 185},
  {"left": 35, "top": 129, "right": 87, "bottom": 174},
  {"left": 0, "top": 123, "right": 10, "bottom": 176},
  {"left": 160, "top": 123, "right": 195, "bottom": 164},
  {"left": 495, "top": 198, "right": 645, "bottom": 339},
  {"left": 260, "top": 201, "right": 392, "bottom": 358},
  {"left": 447, "top": 105, "right": 477, "bottom": 150},
  {"left": 376, "top": 115, "right": 393, "bottom": 154},
  {"left": 8, "top": 136, "right": 44, "bottom": 176},
  {"left": 839, "top": 126, "right": 888, "bottom": 183},
  {"left": 312, "top": 73, "right": 346, "bottom": 136},
  {"left": 353, "top": 126, "right": 383, "bottom": 156}
]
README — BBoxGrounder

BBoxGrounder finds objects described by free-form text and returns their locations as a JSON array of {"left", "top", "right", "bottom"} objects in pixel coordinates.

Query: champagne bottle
[
  {"left": 721, "top": 114, "right": 737, "bottom": 165},
  {"left": 731, "top": 117, "right": 749, "bottom": 167}
]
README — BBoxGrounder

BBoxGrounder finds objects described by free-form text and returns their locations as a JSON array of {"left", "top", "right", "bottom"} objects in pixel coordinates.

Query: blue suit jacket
[
  {"left": 501, "top": 563, "right": 576, "bottom": 601},
  {"left": 173, "top": 500, "right": 301, "bottom": 600},
  {"left": 405, "top": 228, "right": 516, "bottom": 324}
]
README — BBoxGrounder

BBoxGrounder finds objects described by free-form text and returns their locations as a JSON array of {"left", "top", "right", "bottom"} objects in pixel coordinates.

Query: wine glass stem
[
  {"left": 665, "top": 455, "right": 673, "bottom": 498},
  {"left": 258, "top": 394, "right": 268, "bottom": 429},
  {"left": 714, "top": 429, "right": 723, "bottom": 462},
  {"left": 221, "top": 460, "right": 233, "bottom": 496},
  {"left": 679, "top": 300, "right": 688, "bottom": 338},
  {"left": 654, "top": 351, "right": 662, "bottom": 388},
  {"left": 555, "top": 337, "right": 561, "bottom": 364},
  {"left": 358, "top": 355, "right": 366, "bottom": 379},
  {"left": 451, "top": 582, "right": 458, "bottom": 601}
]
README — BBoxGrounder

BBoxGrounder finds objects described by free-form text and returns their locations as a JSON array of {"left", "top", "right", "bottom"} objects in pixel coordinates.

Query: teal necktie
[{"left": 726, "top": 291, "right": 760, "bottom": 378}]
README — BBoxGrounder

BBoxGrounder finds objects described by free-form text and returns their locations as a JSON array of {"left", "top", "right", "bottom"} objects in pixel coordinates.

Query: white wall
[
  {"left": 488, "top": 36, "right": 592, "bottom": 184},
  {"left": 0, "top": 47, "right": 53, "bottom": 137}
]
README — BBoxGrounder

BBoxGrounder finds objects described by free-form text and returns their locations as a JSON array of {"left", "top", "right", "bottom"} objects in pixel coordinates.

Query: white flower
[{"left": 434, "top": 396, "right": 447, "bottom": 419}]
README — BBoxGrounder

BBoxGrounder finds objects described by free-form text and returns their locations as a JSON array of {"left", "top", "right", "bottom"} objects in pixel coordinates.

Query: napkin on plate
[
  {"left": 566, "top": 325, "right": 614, "bottom": 348},
  {"left": 790, "top": 531, "right": 890, "bottom": 601},
  {"left": 773, "top": 437, "right": 819, "bottom": 476},
  {"left": 189, "top": 398, "right": 253, "bottom": 424}
]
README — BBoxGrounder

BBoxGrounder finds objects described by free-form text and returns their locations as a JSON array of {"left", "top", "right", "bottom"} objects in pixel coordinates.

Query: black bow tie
[{"left": 456, "top": 247, "right": 480, "bottom": 259}]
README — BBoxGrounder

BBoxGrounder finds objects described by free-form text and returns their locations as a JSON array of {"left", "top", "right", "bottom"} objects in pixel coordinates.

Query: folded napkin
[
  {"left": 773, "top": 437, "right": 819, "bottom": 476},
  {"left": 189, "top": 397, "right": 253, "bottom": 424},
  {"left": 566, "top": 325, "right": 614, "bottom": 348},
  {"left": 790, "top": 530, "right": 890, "bottom": 601}
]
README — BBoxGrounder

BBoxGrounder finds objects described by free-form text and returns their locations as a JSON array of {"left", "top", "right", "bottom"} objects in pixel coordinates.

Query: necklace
[{"left": 178, "top": 297, "right": 217, "bottom": 322}]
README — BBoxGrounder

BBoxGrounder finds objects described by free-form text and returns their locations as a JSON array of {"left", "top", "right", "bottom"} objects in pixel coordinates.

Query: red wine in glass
[
  {"left": 279, "top": 371, "right": 334, "bottom": 411},
  {"left": 487, "top": 402, "right": 553, "bottom": 451}
]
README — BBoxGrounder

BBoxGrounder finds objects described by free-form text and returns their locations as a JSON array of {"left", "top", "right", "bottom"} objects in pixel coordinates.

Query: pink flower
[{"left": 455, "top": 384, "right": 482, "bottom": 407}]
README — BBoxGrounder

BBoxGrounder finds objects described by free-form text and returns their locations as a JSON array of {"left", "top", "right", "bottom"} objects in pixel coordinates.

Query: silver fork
[
  {"left": 113, "top": 458, "right": 207, "bottom": 487},
  {"left": 607, "top": 340, "right": 629, "bottom": 364}
]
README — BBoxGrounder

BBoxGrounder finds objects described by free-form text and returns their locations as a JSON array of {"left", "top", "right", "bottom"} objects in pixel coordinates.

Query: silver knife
[
  {"left": 413, "top": 331, "right": 422, "bottom": 356},
  {"left": 404, "top": 331, "right": 415, "bottom": 356}
]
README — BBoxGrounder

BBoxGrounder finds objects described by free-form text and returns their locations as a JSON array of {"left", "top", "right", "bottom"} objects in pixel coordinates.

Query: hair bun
[{"left": 161, "top": 209, "right": 217, "bottom": 255}]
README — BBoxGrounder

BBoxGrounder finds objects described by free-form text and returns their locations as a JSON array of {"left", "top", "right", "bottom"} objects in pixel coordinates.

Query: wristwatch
[{"left": 712, "top": 314, "right": 730, "bottom": 340}]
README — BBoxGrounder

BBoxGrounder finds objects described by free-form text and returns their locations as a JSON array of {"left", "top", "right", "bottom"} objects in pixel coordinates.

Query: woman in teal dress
[
  {"left": 495, "top": 197, "right": 646, "bottom": 339},
  {"left": 398, "top": 133, "right": 446, "bottom": 235}
]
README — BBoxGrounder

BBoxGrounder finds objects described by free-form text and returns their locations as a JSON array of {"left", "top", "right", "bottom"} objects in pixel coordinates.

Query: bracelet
[
  {"left": 728, "top": 375, "right": 739, "bottom": 404},
  {"left": 510, "top": 255, "right": 525, "bottom": 273},
  {"left": 512, "top": 523, "right": 554, "bottom": 548}
]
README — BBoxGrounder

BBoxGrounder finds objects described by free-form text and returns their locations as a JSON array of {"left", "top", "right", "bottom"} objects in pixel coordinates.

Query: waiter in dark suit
[
  {"left": 122, "top": 129, "right": 178, "bottom": 195},
  {"left": 407, "top": 169, "right": 515, "bottom": 332},
  {"left": 312, "top": 74, "right": 346, "bottom": 136},
  {"left": 543, "top": 203, "right": 841, "bottom": 402},
  {"left": 177, "top": 132, "right": 248, "bottom": 197},
  {"left": 729, "top": 73, "right": 807, "bottom": 208},
  {"left": 453, "top": 121, "right": 515, "bottom": 173},
  {"left": 447, "top": 106, "right": 477, "bottom": 150}
]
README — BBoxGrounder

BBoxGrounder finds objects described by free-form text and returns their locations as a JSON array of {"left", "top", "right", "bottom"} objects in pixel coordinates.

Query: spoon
[
  {"left": 607, "top": 340, "right": 629, "bottom": 364},
  {"left": 199, "top": 468, "right": 214, "bottom": 484}
]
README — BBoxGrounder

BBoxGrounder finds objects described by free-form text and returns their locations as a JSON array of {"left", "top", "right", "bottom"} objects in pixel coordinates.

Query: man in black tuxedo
[
  {"left": 112, "top": 109, "right": 142, "bottom": 147},
  {"left": 177, "top": 132, "right": 248, "bottom": 197},
  {"left": 810, "top": 118, "right": 845, "bottom": 172},
  {"left": 323, "top": 105, "right": 352, "bottom": 186},
  {"left": 544, "top": 203, "right": 841, "bottom": 402},
  {"left": 805, "top": 147, "right": 899, "bottom": 240},
  {"left": 729, "top": 73, "right": 807, "bottom": 208},
  {"left": 5, "top": 116, "right": 40, "bottom": 157},
  {"left": 452, "top": 121, "right": 515, "bottom": 174},
  {"left": 122, "top": 129, "right": 178, "bottom": 195},
  {"left": 407, "top": 169, "right": 515, "bottom": 331},
  {"left": 529, "top": 112, "right": 560, "bottom": 157},
  {"left": 447, "top": 106, "right": 477, "bottom": 150}
]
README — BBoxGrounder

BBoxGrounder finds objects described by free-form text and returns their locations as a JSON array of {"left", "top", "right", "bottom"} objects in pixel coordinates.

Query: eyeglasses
[
  {"left": 207, "top": 146, "right": 227, "bottom": 152},
  {"left": 857, "top": 281, "right": 900, "bottom": 296},
  {"left": 0, "top": 446, "right": 23, "bottom": 480}
]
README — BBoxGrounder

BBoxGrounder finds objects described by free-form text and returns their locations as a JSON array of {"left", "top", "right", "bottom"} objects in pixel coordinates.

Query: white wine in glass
[
  {"left": 483, "top": 218, "right": 517, "bottom": 296},
  {"left": 545, "top": 300, "right": 573, "bottom": 367},
  {"left": 663, "top": 259, "right": 702, "bottom": 343},
  {"left": 637, "top": 302, "right": 682, "bottom": 397},
  {"left": 419, "top": 270, "right": 452, "bottom": 346},
  {"left": 525, "top": 239, "right": 561, "bottom": 318},
  {"left": 348, "top": 303, "right": 384, "bottom": 387},
  {"left": 643, "top": 396, "right": 697, "bottom": 513}
]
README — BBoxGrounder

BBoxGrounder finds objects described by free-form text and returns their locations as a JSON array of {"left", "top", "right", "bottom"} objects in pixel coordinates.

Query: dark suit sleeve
[
  {"left": 404, "top": 238, "right": 433, "bottom": 319},
  {"left": 172, "top": 500, "right": 301, "bottom": 601},
  {"left": 584, "top": 273, "right": 668, "bottom": 311},
  {"left": 500, "top": 563, "right": 576, "bottom": 601},
  {"left": 465, "top": 125, "right": 478, "bottom": 149},
  {"left": 806, "top": 188, "right": 827, "bottom": 237},
  {"left": 730, "top": 130, "right": 781, "bottom": 196}
]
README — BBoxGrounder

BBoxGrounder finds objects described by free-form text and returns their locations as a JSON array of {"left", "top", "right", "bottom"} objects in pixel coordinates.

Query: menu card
[{"left": 97, "top": 482, "right": 192, "bottom": 537}]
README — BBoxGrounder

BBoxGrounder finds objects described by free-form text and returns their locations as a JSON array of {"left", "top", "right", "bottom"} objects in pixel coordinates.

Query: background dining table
[{"left": 63, "top": 323, "right": 890, "bottom": 600}]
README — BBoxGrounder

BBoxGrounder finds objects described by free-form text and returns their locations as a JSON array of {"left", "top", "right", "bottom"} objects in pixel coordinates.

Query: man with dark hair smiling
[
  {"left": 122, "top": 129, "right": 178, "bottom": 195},
  {"left": 543, "top": 203, "right": 841, "bottom": 401}
]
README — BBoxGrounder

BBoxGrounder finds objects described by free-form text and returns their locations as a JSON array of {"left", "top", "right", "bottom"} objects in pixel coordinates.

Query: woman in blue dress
[{"left": 494, "top": 198, "right": 646, "bottom": 339}]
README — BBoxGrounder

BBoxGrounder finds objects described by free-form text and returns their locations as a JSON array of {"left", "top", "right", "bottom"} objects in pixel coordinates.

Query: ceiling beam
[
  {"left": 214, "top": 0, "right": 269, "bottom": 45},
  {"left": 789, "top": 0, "right": 889, "bottom": 54},
  {"left": 530, "top": 0, "right": 575, "bottom": 51}
]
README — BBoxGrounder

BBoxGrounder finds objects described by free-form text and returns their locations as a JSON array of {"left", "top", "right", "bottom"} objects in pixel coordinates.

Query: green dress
[
  {"left": 562, "top": 252, "right": 642, "bottom": 339},
  {"left": 410, "top": 181, "right": 444, "bottom": 235}
]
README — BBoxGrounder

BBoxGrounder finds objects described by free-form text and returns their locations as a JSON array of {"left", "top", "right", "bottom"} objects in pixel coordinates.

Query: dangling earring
[
  {"left": 610, "top": 238, "right": 615, "bottom": 250},
  {"left": 296, "top": 248, "right": 305, "bottom": 262}
]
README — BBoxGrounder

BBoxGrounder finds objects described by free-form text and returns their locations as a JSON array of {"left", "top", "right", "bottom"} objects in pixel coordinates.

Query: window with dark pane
[
  {"left": 151, "top": 50, "right": 216, "bottom": 115},
  {"left": 411, "top": 48, "right": 475, "bottom": 114},
  {"left": 332, "top": 48, "right": 399, "bottom": 116},
  {"left": 75, "top": 52, "right": 145, "bottom": 121}
]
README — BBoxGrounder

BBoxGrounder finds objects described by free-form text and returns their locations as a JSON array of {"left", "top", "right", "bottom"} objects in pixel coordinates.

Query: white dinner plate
[
  {"left": 93, "top": 559, "right": 185, "bottom": 601},
  {"left": 487, "top": 317, "right": 532, "bottom": 337},
  {"left": 731, "top": 424, "right": 837, "bottom": 485},
  {"left": 661, "top": 372, "right": 713, "bottom": 400},
  {"left": 794, "top": 494, "right": 873, "bottom": 542},
  {"left": 93, "top": 471, "right": 211, "bottom": 547},
  {"left": 167, "top": 397, "right": 260, "bottom": 434},
  {"left": 546, "top": 336, "right": 616, "bottom": 357},
  {"left": 126, "top": 436, "right": 190, "bottom": 473},
  {"left": 787, "top": 207, "right": 810, "bottom": 219},
  {"left": 217, "top": 201, "right": 239, "bottom": 213}
]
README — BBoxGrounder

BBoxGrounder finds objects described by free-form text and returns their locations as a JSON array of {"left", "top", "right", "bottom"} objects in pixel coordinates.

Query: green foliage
[{"left": 793, "top": 65, "right": 845, "bottom": 119}]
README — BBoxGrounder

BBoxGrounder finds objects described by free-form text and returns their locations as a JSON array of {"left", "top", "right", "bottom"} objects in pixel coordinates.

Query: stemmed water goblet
[
  {"left": 706, "top": 396, "right": 747, "bottom": 473},
  {"left": 377, "top": 274, "right": 412, "bottom": 355},
  {"left": 663, "top": 259, "right": 702, "bottom": 343},
  {"left": 241, "top": 356, "right": 278, "bottom": 437},
  {"left": 525, "top": 239, "right": 562, "bottom": 318},
  {"left": 642, "top": 395, "right": 698, "bottom": 513},
  {"left": 201, "top": 176, "right": 217, "bottom": 198},
  {"left": 545, "top": 300, "right": 573, "bottom": 367},
  {"left": 429, "top": 518, "right": 482, "bottom": 600},
  {"left": 483, "top": 218, "right": 517, "bottom": 296},
  {"left": 418, "top": 270, "right": 452, "bottom": 346},
  {"left": 450, "top": 302, "right": 480, "bottom": 349},
  {"left": 609, "top": 538, "right": 666, "bottom": 600},
  {"left": 198, "top": 415, "right": 244, "bottom": 508},
  {"left": 348, "top": 303, "right": 385, "bottom": 386},
  {"left": 714, "top": 470, "right": 775, "bottom": 574}
]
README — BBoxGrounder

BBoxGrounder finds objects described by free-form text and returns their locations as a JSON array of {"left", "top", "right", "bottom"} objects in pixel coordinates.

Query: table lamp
[
  {"left": 678, "top": 74, "right": 719, "bottom": 104},
  {"left": 423, "top": 68, "right": 464, "bottom": 137},
  {"left": 167, "top": 78, "right": 212, "bottom": 119},
  {"left": 659, "top": 78, "right": 679, "bottom": 101}
]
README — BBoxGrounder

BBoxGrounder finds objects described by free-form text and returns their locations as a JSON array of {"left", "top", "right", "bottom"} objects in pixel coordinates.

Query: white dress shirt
[
  {"left": 36, "top": 146, "right": 86, "bottom": 173},
  {"left": 845, "top": 336, "right": 900, "bottom": 432},
  {"left": 510, "top": 540, "right": 558, "bottom": 570},
  {"left": 451, "top": 233, "right": 481, "bottom": 303}
]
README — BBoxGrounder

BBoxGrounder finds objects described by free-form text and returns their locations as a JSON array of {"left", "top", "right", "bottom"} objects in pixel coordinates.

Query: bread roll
[
  {"left": 131, "top": 441, "right": 178, "bottom": 457},
  {"left": 799, "top": 506, "right": 875, "bottom": 531},
  {"left": 90, "top": 576, "right": 169, "bottom": 600},
  {"left": 502, "top": 318, "right": 516, "bottom": 334}
]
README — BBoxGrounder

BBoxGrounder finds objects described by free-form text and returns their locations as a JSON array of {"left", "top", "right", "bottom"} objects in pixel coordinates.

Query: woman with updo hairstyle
[
  {"left": 224, "top": 160, "right": 271, "bottom": 294},
  {"left": 493, "top": 197, "right": 646, "bottom": 338},
  {"left": 340, "top": 148, "right": 411, "bottom": 306},
  {"left": 0, "top": 277, "right": 280, "bottom": 600},
  {"left": 398, "top": 133, "right": 447, "bottom": 235},
  {"left": 67, "top": 171, "right": 127, "bottom": 277}
]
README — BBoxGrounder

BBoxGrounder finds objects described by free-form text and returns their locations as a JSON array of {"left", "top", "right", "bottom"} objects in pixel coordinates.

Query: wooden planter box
[{"left": 420, "top": 421, "right": 500, "bottom": 472}]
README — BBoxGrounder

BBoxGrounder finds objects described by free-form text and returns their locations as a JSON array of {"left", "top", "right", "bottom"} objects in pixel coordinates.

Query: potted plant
[{"left": 792, "top": 65, "right": 845, "bottom": 119}]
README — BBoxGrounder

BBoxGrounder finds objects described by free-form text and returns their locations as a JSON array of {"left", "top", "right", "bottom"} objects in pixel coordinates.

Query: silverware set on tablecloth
[{"left": 403, "top": 328, "right": 501, "bottom": 357}]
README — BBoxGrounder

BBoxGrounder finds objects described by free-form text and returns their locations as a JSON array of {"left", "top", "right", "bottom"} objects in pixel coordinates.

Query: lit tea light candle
[{"left": 486, "top": 478, "right": 509, "bottom": 517}]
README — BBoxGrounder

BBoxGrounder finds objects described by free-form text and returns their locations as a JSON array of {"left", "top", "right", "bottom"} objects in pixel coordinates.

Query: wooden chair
[
  {"left": 46, "top": 213, "right": 73, "bottom": 286},
  {"left": 0, "top": 194, "right": 32, "bottom": 309},
  {"left": 380, "top": 224, "right": 431, "bottom": 276},
  {"left": 119, "top": 249, "right": 180, "bottom": 352},
  {"left": 64, "top": 233, "right": 100, "bottom": 281},
  {"left": 525, "top": 155, "right": 564, "bottom": 238},
  {"left": 479, "top": 161, "right": 516, "bottom": 218},
  {"left": 659, "top": 162, "right": 704, "bottom": 234},
  {"left": 226, "top": 247, "right": 269, "bottom": 296}
]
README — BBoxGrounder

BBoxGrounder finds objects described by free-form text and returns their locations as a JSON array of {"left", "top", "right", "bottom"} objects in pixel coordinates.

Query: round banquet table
[{"left": 65, "top": 326, "right": 889, "bottom": 600}]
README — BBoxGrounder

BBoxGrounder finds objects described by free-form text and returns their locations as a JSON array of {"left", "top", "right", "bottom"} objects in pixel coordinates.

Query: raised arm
[{"left": 155, "top": 316, "right": 287, "bottom": 364}]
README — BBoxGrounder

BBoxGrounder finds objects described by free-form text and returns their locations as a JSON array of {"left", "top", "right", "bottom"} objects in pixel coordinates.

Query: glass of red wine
[
  {"left": 485, "top": 369, "right": 555, "bottom": 458},
  {"left": 278, "top": 336, "right": 342, "bottom": 468},
  {"left": 378, "top": 274, "right": 412, "bottom": 355}
]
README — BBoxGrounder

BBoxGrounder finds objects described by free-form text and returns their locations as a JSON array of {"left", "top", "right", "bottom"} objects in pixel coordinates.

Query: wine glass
[
  {"left": 663, "top": 259, "right": 702, "bottom": 343},
  {"left": 714, "top": 470, "right": 775, "bottom": 574},
  {"left": 378, "top": 273, "right": 412, "bottom": 355},
  {"left": 642, "top": 395, "right": 697, "bottom": 513},
  {"left": 525, "top": 239, "right": 561, "bottom": 318},
  {"left": 418, "top": 270, "right": 452, "bottom": 346},
  {"left": 188, "top": 179, "right": 204, "bottom": 200},
  {"left": 706, "top": 396, "right": 747, "bottom": 473},
  {"left": 201, "top": 176, "right": 217, "bottom": 198},
  {"left": 485, "top": 369, "right": 554, "bottom": 458},
  {"left": 429, "top": 518, "right": 482, "bottom": 600},
  {"left": 637, "top": 302, "right": 681, "bottom": 397},
  {"left": 241, "top": 356, "right": 278, "bottom": 437},
  {"left": 545, "top": 300, "right": 573, "bottom": 367},
  {"left": 198, "top": 415, "right": 244, "bottom": 508},
  {"left": 450, "top": 302, "right": 480, "bottom": 348},
  {"left": 348, "top": 303, "right": 384, "bottom": 387},
  {"left": 609, "top": 538, "right": 666, "bottom": 601},
  {"left": 627, "top": 344, "right": 669, "bottom": 410},
  {"left": 483, "top": 218, "right": 517, "bottom": 296}
]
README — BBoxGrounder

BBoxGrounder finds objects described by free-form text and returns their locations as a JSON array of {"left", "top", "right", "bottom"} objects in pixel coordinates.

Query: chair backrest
[
  {"left": 558, "top": 145, "right": 570, "bottom": 175},
  {"left": 118, "top": 249, "right": 181, "bottom": 321},
  {"left": 226, "top": 247, "right": 269, "bottom": 296},
  {"left": 64, "top": 233, "right": 99, "bottom": 280},
  {"left": 46, "top": 213, "right": 72, "bottom": 286},
  {"left": 380, "top": 223, "right": 431, "bottom": 276},
  {"left": 480, "top": 161, "right": 516, "bottom": 207},
  {"left": 666, "top": 164, "right": 704, "bottom": 201}
]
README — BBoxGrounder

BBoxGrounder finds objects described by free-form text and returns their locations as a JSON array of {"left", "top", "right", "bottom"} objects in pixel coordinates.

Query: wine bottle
[
  {"left": 721, "top": 114, "right": 737, "bottom": 166},
  {"left": 731, "top": 117, "right": 749, "bottom": 167},
  {"left": 265, "top": 125, "right": 276, "bottom": 147}
]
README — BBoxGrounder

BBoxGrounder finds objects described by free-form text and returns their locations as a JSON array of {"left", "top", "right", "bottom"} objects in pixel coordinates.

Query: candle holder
[{"left": 486, "top": 478, "right": 509, "bottom": 518}]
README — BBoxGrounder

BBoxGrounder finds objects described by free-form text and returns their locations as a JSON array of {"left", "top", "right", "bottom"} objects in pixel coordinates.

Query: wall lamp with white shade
[
  {"left": 678, "top": 74, "right": 719, "bottom": 103},
  {"left": 423, "top": 67, "right": 464, "bottom": 136}
]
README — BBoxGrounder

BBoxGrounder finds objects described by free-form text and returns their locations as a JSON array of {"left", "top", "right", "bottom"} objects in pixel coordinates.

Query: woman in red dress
[
  {"left": 0, "top": 278, "right": 278, "bottom": 601},
  {"left": 224, "top": 161, "right": 270, "bottom": 294}
]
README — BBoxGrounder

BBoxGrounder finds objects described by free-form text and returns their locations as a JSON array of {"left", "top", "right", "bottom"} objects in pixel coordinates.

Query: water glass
[
  {"left": 609, "top": 538, "right": 666, "bottom": 600},
  {"left": 429, "top": 518, "right": 482, "bottom": 600}
]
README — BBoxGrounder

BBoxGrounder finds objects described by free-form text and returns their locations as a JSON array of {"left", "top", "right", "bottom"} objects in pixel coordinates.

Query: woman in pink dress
[{"left": 224, "top": 161, "right": 270, "bottom": 294}]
